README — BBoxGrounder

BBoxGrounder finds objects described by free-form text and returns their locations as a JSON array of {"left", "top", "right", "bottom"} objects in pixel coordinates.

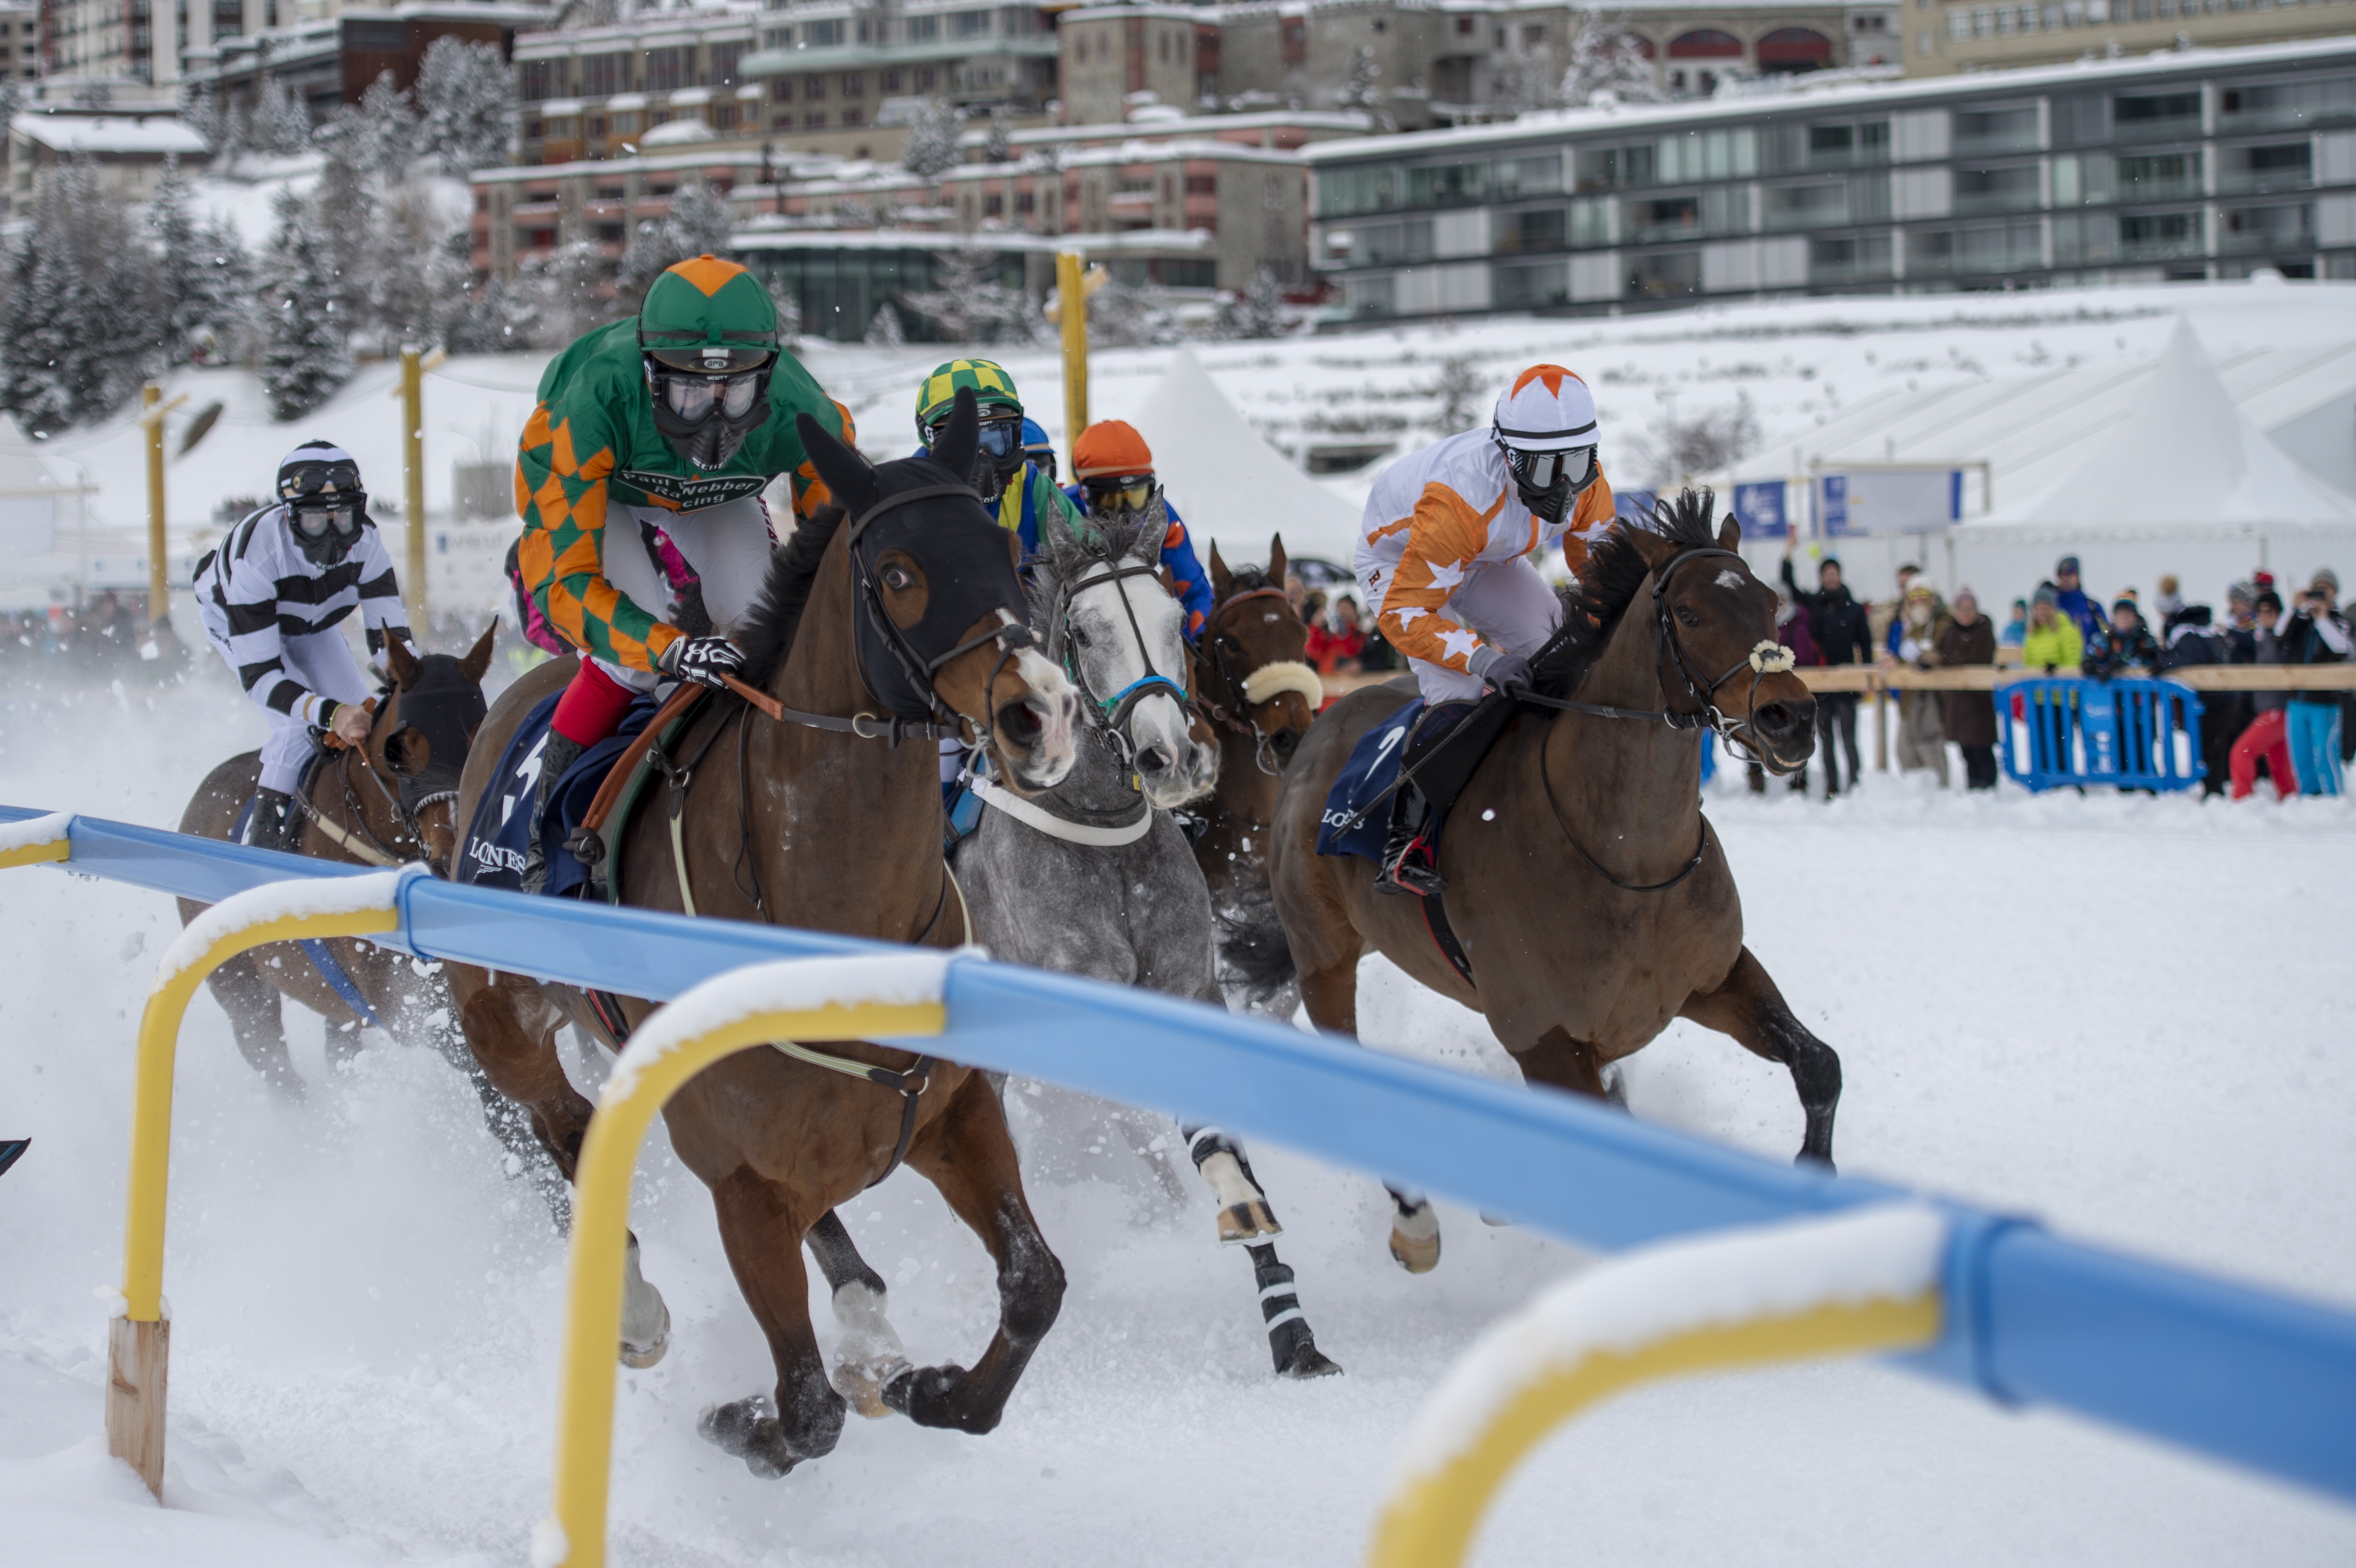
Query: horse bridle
[
  {"left": 1195, "top": 586, "right": 1298, "bottom": 775},
  {"left": 1514, "top": 544, "right": 1798, "bottom": 767},
  {"left": 1046, "top": 550, "right": 1189, "bottom": 770},
  {"left": 837, "top": 481, "right": 1037, "bottom": 748}
]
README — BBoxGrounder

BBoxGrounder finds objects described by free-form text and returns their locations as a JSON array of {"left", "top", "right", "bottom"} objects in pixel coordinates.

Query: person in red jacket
[{"left": 1306, "top": 592, "right": 1368, "bottom": 675}]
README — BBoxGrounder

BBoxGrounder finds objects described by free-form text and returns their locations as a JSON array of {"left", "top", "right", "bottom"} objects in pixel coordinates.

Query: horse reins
[{"left": 1047, "top": 551, "right": 1190, "bottom": 771}]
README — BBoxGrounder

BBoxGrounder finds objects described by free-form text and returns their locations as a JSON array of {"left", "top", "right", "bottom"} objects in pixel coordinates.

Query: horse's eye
[
  {"left": 1070, "top": 625, "right": 1091, "bottom": 649},
  {"left": 1220, "top": 635, "right": 1241, "bottom": 653},
  {"left": 881, "top": 564, "right": 913, "bottom": 591},
  {"left": 1675, "top": 605, "right": 1701, "bottom": 628}
]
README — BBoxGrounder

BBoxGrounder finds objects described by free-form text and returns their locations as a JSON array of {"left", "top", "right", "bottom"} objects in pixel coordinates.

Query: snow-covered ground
[{"left": 3, "top": 664, "right": 2355, "bottom": 1566}]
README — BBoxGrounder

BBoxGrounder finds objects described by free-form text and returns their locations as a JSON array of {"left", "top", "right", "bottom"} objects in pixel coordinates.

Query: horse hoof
[
  {"left": 1389, "top": 1202, "right": 1441, "bottom": 1275},
  {"left": 832, "top": 1354, "right": 913, "bottom": 1420},
  {"left": 618, "top": 1298, "right": 670, "bottom": 1369},
  {"left": 1217, "top": 1199, "right": 1283, "bottom": 1245},
  {"left": 1272, "top": 1323, "right": 1343, "bottom": 1380},
  {"left": 697, "top": 1396, "right": 796, "bottom": 1479}
]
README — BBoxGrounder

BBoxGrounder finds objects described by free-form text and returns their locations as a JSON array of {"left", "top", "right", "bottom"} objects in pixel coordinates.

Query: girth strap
[{"left": 773, "top": 1041, "right": 938, "bottom": 1187}]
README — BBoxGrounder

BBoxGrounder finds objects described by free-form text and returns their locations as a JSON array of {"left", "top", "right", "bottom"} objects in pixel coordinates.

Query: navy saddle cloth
[
  {"left": 458, "top": 689, "right": 663, "bottom": 898},
  {"left": 1315, "top": 696, "right": 1424, "bottom": 863}
]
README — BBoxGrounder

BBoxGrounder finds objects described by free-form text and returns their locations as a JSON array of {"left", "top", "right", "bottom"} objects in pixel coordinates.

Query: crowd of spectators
[
  {"left": 0, "top": 593, "right": 183, "bottom": 687},
  {"left": 1768, "top": 541, "right": 2350, "bottom": 799}
]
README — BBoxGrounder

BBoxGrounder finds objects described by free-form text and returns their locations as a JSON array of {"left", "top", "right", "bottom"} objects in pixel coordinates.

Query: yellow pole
[
  {"left": 143, "top": 384, "right": 166, "bottom": 625},
  {"left": 542, "top": 963, "right": 946, "bottom": 1568},
  {"left": 401, "top": 347, "right": 427, "bottom": 628},
  {"left": 1057, "top": 250, "right": 1089, "bottom": 466},
  {"left": 107, "top": 876, "right": 409, "bottom": 1498}
]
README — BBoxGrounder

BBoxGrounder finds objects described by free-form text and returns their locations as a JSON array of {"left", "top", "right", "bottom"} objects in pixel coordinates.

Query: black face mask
[
  {"left": 804, "top": 391, "right": 1034, "bottom": 728},
  {"left": 1497, "top": 439, "right": 1597, "bottom": 526},
  {"left": 288, "top": 499, "right": 368, "bottom": 568},
  {"left": 647, "top": 363, "right": 773, "bottom": 471},
  {"left": 389, "top": 656, "right": 487, "bottom": 814}
]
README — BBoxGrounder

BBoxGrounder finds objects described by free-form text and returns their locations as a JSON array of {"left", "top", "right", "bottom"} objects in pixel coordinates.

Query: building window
[
  {"left": 773, "top": 77, "right": 794, "bottom": 102},
  {"left": 712, "top": 42, "right": 743, "bottom": 86},
  {"left": 583, "top": 54, "right": 622, "bottom": 96},
  {"left": 1016, "top": 190, "right": 1035, "bottom": 213},
  {"left": 807, "top": 19, "right": 843, "bottom": 45},
  {"left": 715, "top": 102, "right": 737, "bottom": 130},
  {"left": 1282, "top": 16, "right": 1305, "bottom": 64},
  {"left": 985, "top": 192, "right": 1004, "bottom": 215},
  {"left": 521, "top": 59, "right": 558, "bottom": 101},
  {"left": 915, "top": 67, "right": 936, "bottom": 90},
  {"left": 908, "top": 13, "right": 938, "bottom": 40},
  {"left": 808, "top": 75, "right": 826, "bottom": 100},
  {"left": 1523, "top": 23, "right": 1548, "bottom": 45},
  {"left": 1456, "top": 15, "right": 1475, "bottom": 34},
  {"left": 808, "top": 109, "right": 827, "bottom": 127},
  {"left": 844, "top": 73, "right": 863, "bottom": 95},
  {"left": 1186, "top": 173, "right": 1215, "bottom": 194},
  {"left": 954, "top": 9, "right": 988, "bottom": 36},
  {"left": 844, "top": 105, "right": 864, "bottom": 126},
  {"left": 647, "top": 47, "right": 682, "bottom": 92},
  {"left": 882, "top": 69, "right": 902, "bottom": 92}
]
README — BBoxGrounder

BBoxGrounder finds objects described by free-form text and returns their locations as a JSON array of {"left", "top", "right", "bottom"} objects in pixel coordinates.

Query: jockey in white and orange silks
[{"left": 1353, "top": 365, "right": 1616, "bottom": 894}]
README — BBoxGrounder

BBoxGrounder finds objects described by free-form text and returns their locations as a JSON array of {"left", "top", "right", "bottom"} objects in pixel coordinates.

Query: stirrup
[{"left": 1375, "top": 839, "right": 1447, "bottom": 898}]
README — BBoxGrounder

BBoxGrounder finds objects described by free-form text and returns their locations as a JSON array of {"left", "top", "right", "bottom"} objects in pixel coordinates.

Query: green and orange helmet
[
  {"left": 915, "top": 358, "right": 1027, "bottom": 497},
  {"left": 638, "top": 256, "right": 782, "bottom": 469}
]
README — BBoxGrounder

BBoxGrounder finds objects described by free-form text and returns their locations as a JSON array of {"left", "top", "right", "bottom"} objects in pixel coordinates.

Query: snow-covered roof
[
  {"left": 728, "top": 226, "right": 1214, "bottom": 254},
  {"left": 959, "top": 109, "right": 1373, "bottom": 150},
  {"left": 471, "top": 148, "right": 770, "bottom": 181},
  {"left": 938, "top": 139, "right": 1308, "bottom": 177},
  {"left": 1302, "top": 35, "right": 2356, "bottom": 162},
  {"left": 10, "top": 113, "right": 208, "bottom": 157}
]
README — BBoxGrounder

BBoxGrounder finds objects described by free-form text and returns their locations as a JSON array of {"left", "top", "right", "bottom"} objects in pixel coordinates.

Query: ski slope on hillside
[{"left": 3, "top": 668, "right": 2354, "bottom": 1566}]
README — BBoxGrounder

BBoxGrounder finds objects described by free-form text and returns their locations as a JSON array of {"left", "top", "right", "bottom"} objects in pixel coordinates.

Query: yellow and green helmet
[
  {"left": 915, "top": 358, "right": 1023, "bottom": 435},
  {"left": 638, "top": 255, "right": 779, "bottom": 373}
]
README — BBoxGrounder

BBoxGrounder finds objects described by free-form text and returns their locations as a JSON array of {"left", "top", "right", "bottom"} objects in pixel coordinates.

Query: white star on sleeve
[
  {"left": 1427, "top": 559, "right": 1467, "bottom": 591},
  {"left": 1393, "top": 605, "right": 1429, "bottom": 626},
  {"left": 1438, "top": 626, "right": 1482, "bottom": 663}
]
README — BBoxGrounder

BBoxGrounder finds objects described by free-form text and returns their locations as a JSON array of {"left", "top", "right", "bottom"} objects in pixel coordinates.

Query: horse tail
[{"left": 1216, "top": 878, "right": 1297, "bottom": 1005}]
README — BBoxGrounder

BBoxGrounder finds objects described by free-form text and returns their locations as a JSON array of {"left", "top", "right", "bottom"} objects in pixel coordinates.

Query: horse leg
[
  {"left": 1181, "top": 1128, "right": 1340, "bottom": 1378},
  {"left": 200, "top": 949, "right": 303, "bottom": 1099},
  {"left": 1293, "top": 937, "right": 1441, "bottom": 1275},
  {"left": 1678, "top": 946, "right": 1843, "bottom": 1169},
  {"left": 1514, "top": 1025, "right": 1608, "bottom": 1097},
  {"left": 451, "top": 967, "right": 595, "bottom": 1180},
  {"left": 416, "top": 988, "right": 571, "bottom": 1224},
  {"left": 697, "top": 1168, "right": 842, "bottom": 1477},
  {"left": 882, "top": 1071, "right": 1066, "bottom": 1434},
  {"left": 803, "top": 1209, "right": 911, "bottom": 1418}
]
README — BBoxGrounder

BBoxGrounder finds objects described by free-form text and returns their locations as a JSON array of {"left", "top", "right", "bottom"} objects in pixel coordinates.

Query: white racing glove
[{"left": 660, "top": 634, "right": 746, "bottom": 690}]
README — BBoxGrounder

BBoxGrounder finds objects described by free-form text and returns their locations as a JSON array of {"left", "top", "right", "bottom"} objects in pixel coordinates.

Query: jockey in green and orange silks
[{"left": 510, "top": 254, "right": 853, "bottom": 889}]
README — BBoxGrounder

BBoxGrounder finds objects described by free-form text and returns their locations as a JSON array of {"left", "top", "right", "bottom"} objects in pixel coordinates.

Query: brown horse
[
  {"left": 447, "top": 395, "right": 1082, "bottom": 1478},
  {"left": 1188, "top": 535, "right": 1322, "bottom": 906},
  {"left": 1254, "top": 491, "right": 1837, "bottom": 1272}
]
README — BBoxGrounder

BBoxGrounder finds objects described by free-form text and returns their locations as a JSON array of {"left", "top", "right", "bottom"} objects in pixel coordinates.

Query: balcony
[
  {"left": 2218, "top": 205, "right": 2313, "bottom": 255},
  {"left": 2116, "top": 213, "right": 2206, "bottom": 262},
  {"left": 2112, "top": 93, "right": 2203, "bottom": 145},
  {"left": 1953, "top": 168, "right": 2042, "bottom": 217}
]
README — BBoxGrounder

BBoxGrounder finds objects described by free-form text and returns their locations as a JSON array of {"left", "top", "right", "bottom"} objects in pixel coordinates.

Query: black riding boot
[
  {"left": 1374, "top": 782, "right": 1446, "bottom": 897},
  {"left": 246, "top": 787, "right": 300, "bottom": 853},
  {"left": 521, "top": 732, "right": 588, "bottom": 894}
]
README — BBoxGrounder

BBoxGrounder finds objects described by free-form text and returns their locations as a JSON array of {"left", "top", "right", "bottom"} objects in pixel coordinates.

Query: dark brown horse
[
  {"left": 1254, "top": 492, "right": 1837, "bottom": 1272},
  {"left": 176, "top": 630, "right": 497, "bottom": 1088},
  {"left": 1188, "top": 534, "right": 1322, "bottom": 907},
  {"left": 447, "top": 396, "right": 1082, "bottom": 1478}
]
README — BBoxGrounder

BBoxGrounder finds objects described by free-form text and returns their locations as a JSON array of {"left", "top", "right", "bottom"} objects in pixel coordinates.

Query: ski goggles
[
  {"left": 657, "top": 368, "right": 765, "bottom": 424},
  {"left": 930, "top": 414, "right": 1026, "bottom": 465},
  {"left": 1501, "top": 442, "right": 1596, "bottom": 493},
  {"left": 278, "top": 459, "right": 363, "bottom": 502},
  {"left": 290, "top": 496, "right": 366, "bottom": 539},
  {"left": 1082, "top": 473, "right": 1156, "bottom": 513}
]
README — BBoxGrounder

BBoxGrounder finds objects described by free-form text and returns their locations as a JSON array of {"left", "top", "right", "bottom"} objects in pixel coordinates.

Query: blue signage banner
[{"left": 1731, "top": 481, "right": 1788, "bottom": 538}]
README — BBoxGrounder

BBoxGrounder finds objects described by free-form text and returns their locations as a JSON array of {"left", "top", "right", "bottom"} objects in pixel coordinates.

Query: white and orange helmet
[{"left": 1491, "top": 365, "right": 1601, "bottom": 520}]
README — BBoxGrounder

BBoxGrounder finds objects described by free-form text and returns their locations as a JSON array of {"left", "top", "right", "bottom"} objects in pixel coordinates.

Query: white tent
[
  {"left": 1126, "top": 349, "right": 1362, "bottom": 568},
  {"left": 1976, "top": 318, "right": 2356, "bottom": 534}
]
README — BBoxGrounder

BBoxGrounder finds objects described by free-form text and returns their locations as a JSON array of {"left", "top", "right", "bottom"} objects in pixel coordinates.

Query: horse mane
[
  {"left": 1528, "top": 486, "right": 1719, "bottom": 699},
  {"left": 1220, "top": 562, "right": 1276, "bottom": 599},
  {"left": 735, "top": 501, "right": 848, "bottom": 687}
]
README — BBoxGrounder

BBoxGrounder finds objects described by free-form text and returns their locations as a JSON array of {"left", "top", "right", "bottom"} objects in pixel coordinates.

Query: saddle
[{"left": 1316, "top": 691, "right": 1517, "bottom": 987}]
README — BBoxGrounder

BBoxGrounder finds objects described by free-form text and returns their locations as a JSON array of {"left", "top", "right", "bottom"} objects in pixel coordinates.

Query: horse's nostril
[
  {"left": 1136, "top": 744, "right": 1173, "bottom": 775},
  {"left": 998, "top": 702, "right": 1042, "bottom": 747},
  {"left": 1271, "top": 729, "right": 1301, "bottom": 763},
  {"left": 1756, "top": 702, "right": 1802, "bottom": 735}
]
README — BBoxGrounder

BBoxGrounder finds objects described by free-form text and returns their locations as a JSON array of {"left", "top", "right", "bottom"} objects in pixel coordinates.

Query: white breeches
[
  {"left": 588, "top": 496, "right": 776, "bottom": 693},
  {"left": 203, "top": 625, "right": 372, "bottom": 794},
  {"left": 1365, "top": 553, "right": 1564, "bottom": 706}
]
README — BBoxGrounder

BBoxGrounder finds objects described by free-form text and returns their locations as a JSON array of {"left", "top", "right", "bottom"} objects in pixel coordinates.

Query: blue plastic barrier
[
  {"left": 6, "top": 805, "right": 2356, "bottom": 1505},
  {"left": 1999, "top": 677, "right": 2205, "bottom": 792}
]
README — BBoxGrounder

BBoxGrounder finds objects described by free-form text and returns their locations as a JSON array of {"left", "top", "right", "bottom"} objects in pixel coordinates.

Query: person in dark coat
[
  {"left": 1933, "top": 586, "right": 1999, "bottom": 789},
  {"left": 2159, "top": 603, "right": 2237, "bottom": 794},
  {"left": 1780, "top": 535, "right": 1872, "bottom": 798},
  {"left": 2083, "top": 597, "right": 2162, "bottom": 680}
]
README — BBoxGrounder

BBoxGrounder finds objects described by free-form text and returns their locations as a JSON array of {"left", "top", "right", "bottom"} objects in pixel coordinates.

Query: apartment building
[
  {"left": 1912, "top": 0, "right": 2356, "bottom": 77},
  {"left": 509, "top": 2, "right": 1058, "bottom": 165},
  {"left": 1056, "top": 1, "right": 1899, "bottom": 129},
  {"left": 0, "top": 2, "right": 37, "bottom": 84},
  {"left": 1304, "top": 36, "right": 2356, "bottom": 321}
]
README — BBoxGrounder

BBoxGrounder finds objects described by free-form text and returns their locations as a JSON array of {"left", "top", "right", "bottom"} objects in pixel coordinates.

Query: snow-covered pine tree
[
  {"left": 1562, "top": 10, "right": 1667, "bottom": 106},
  {"left": 516, "top": 238, "right": 612, "bottom": 349},
  {"left": 308, "top": 145, "right": 373, "bottom": 350},
  {"left": 666, "top": 178, "right": 736, "bottom": 258},
  {"left": 864, "top": 301, "right": 906, "bottom": 347},
  {"left": 0, "top": 194, "right": 83, "bottom": 435},
  {"left": 262, "top": 76, "right": 313, "bottom": 155},
  {"left": 150, "top": 158, "right": 207, "bottom": 365},
  {"left": 983, "top": 106, "right": 1012, "bottom": 164},
  {"left": 262, "top": 187, "right": 354, "bottom": 421},
  {"left": 183, "top": 82, "right": 225, "bottom": 150},
  {"left": 900, "top": 98, "right": 962, "bottom": 180},
  {"left": 416, "top": 37, "right": 517, "bottom": 175},
  {"left": 355, "top": 71, "right": 419, "bottom": 179},
  {"left": 1215, "top": 267, "right": 1291, "bottom": 341},
  {"left": 371, "top": 180, "right": 457, "bottom": 351},
  {"left": 192, "top": 216, "right": 259, "bottom": 364}
]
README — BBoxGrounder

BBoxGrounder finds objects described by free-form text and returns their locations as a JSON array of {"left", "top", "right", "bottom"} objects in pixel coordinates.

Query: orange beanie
[{"left": 1072, "top": 419, "right": 1155, "bottom": 480}]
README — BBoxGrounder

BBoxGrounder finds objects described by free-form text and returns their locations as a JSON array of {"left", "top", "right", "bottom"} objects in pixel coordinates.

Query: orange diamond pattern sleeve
[
  {"left": 1375, "top": 480, "right": 1508, "bottom": 672},
  {"left": 513, "top": 397, "right": 677, "bottom": 674}
]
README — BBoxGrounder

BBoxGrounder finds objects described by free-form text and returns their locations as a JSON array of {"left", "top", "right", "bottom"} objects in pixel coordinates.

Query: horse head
[
  {"left": 797, "top": 392, "right": 1079, "bottom": 794},
  {"left": 1624, "top": 491, "right": 1816, "bottom": 775},
  {"left": 1035, "top": 490, "right": 1216, "bottom": 807},
  {"left": 1200, "top": 533, "right": 1321, "bottom": 772},
  {"left": 377, "top": 624, "right": 495, "bottom": 875}
]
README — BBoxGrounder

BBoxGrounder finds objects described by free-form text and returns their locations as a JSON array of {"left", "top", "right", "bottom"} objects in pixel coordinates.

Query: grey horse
[{"left": 811, "top": 499, "right": 1339, "bottom": 1382}]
